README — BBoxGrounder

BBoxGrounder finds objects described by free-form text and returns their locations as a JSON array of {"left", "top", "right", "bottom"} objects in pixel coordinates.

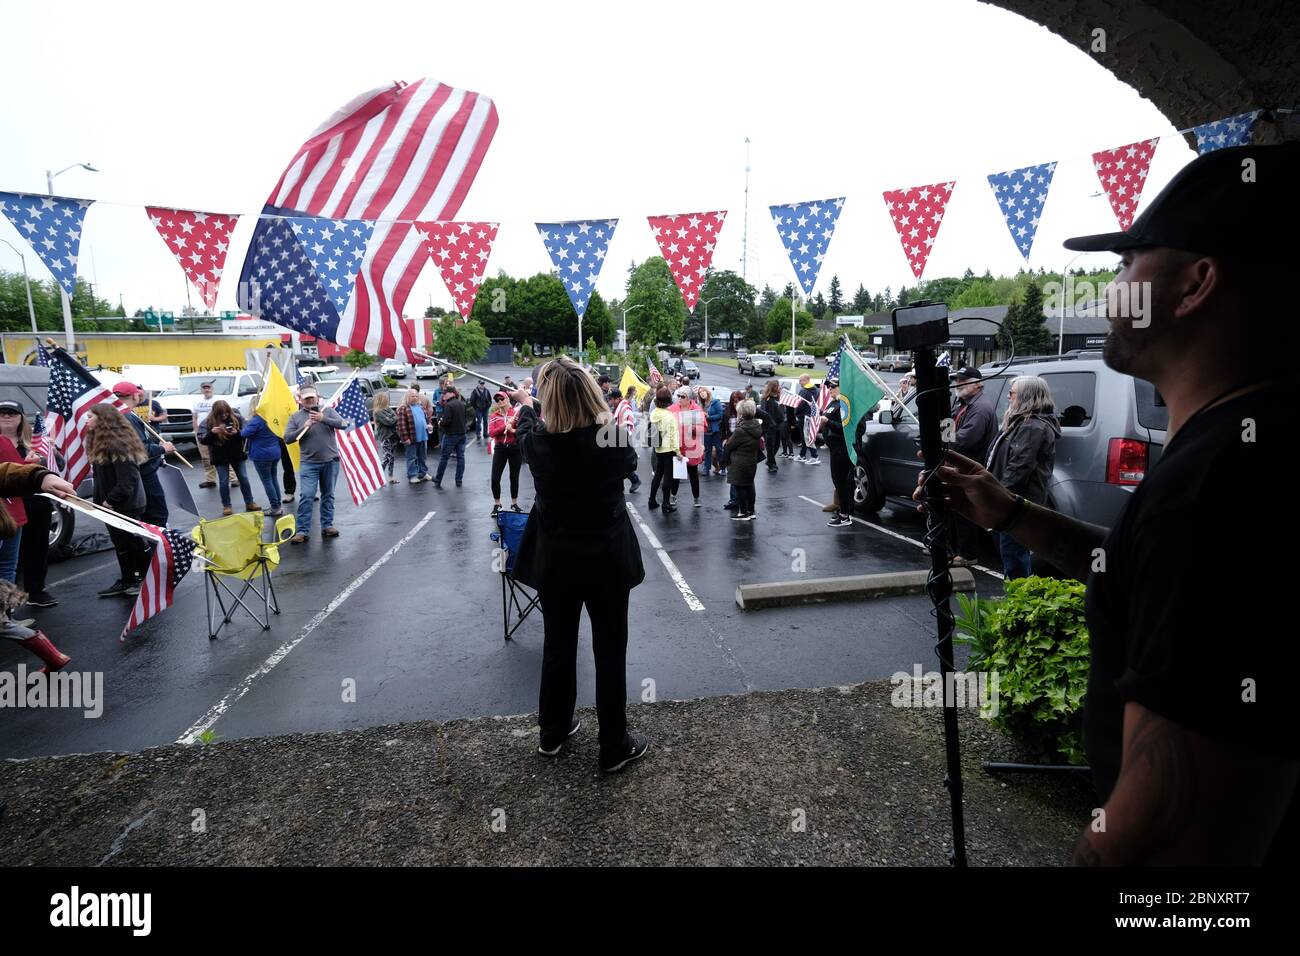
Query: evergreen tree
[
  {"left": 827, "top": 274, "right": 844, "bottom": 314},
  {"left": 1000, "top": 282, "right": 1053, "bottom": 354},
  {"left": 852, "top": 283, "right": 872, "bottom": 314},
  {"left": 811, "top": 292, "right": 827, "bottom": 321}
]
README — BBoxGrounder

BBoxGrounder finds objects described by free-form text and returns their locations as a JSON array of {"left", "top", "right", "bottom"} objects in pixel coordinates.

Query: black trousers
[
  {"left": 671, "top": 462, "right": 699, "bottom": 500},
  {"left": 648, "top": 451, "right": 674, "bottom": 507},
  {"left": 538, "top": 584, "right": 630, "bottom": 757},
  {"left": 763, "top": 426, "right": 781, "bottom": 471},
  {"left": 490, "top": 444, "right": 522, "bottom": 500},
  {"left": 18, "top": 495, "right": 51, "bottom": 593},
  {"left": 829, "top": 448, "right": 855, "bottom": 516},
  {"left": 735, "top": 484, "right": 756, "bottom": 514},
  {"left": 108, "top": 523, "right": 149, "bottom": 583},
  {"left": 280, "top": 440, "right": 297, "bottom": 495}
]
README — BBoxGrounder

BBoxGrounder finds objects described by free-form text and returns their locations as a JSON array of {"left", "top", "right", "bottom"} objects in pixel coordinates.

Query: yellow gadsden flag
[
  {"left": 254, "top": 362, "right": 300, "bottom": 472},
  {"left": 619, "top": 365, "right": 650, "bottom": 406}
]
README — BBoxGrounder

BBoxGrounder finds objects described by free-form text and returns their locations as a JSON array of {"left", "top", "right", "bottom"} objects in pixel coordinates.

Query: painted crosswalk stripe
[{"left": 626, "top": 502, "right": 705, "bottom": 611}]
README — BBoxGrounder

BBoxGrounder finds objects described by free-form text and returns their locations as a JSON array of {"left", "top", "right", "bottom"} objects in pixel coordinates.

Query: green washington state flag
[{"left": 838, "top": 348, "right": 886, "bottom": 465}]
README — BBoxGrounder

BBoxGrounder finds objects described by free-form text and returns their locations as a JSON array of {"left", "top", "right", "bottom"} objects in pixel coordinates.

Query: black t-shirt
[{"left": 1084, "top": 382, "right": 1298, "bottom": 861}]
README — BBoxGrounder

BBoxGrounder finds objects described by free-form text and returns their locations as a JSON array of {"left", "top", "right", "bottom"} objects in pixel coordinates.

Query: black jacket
[
  {"left": 820, "top": 403, "right": 849, "bottom": 456},
  {"left": 440, "top": 396, "right": 468, "bottom": 436},
  {"left": 761, "top": 396, "right": 785, "bottom": 431},
  {"left": 199, "top": 412, "right": 248, "bottom": 465},
  {"left": 796, "top": 384, "right": 819, "bottom": 421},
  {"left": 986, "top": 413, "right": 1060, "bottom": 505},
  {"left": 952, "top": 390, "right": 998, "bottom": 465},
  {"left": 511, "top": 402, "right": 645, "bottom": 593},
  {"left": 469, "top": 385, "right": 492, "bottom": 412},
  {"left": 92, "top": 459, "right": 146, "bottom": 516}
]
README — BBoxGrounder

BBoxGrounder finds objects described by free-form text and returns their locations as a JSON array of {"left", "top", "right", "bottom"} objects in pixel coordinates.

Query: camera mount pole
[{"left": 912, "top": 343, "right": 969, "bottom": 867}]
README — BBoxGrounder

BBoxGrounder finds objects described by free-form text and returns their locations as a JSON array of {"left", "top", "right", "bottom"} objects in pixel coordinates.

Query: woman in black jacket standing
[
  {"left": 985, "top": 375, "right": 1060, "bottom": 579},
  {"left": 85, "top": 404, "right": 150, "bottom": 599},
  {"left": 759, "top": 380, "right": 785, "bottom": 474},
  {"left": 512, "top": 356, "right": 650, "bottom": 774},
  {"left": 199, "top": 400, "right": 259, "bottom": 516}
]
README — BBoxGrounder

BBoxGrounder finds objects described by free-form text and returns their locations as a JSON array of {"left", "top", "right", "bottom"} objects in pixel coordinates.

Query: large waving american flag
[
  {"left": 239, "top": 80, "right": 498, "bottom": 362},
  {"left": 121, "top": 524, "right": 198, "bottom": 642},
  {"left": 329, "top": 378, "right": 385, "bottom": 505}
]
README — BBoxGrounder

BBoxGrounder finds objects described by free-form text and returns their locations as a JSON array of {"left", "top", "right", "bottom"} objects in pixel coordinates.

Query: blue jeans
[
  {"left": 702, "top": 431, "right": 723, "bottom": 473},
  {"left": 218, "top": 459, "right": 255, "bottom": 509},
  {"left": 999, "top": 532, "right": 1033, "bottom": 579},
  {"left": 252, "top": 457, "right": 282, "bottom": 510},
  {"left": 405, "top": 440, "right": 428, "bottom": 479},
  {"left": 476, "top": 409, "right": 489, "bottom": 440},
  {"left": 295, "top": 459, "right": 338, "bottom": 536},
  {"left": 435, "top": 432, "right": 466, "bottom": 484},
  {"left": 0, "top": 528, "right": 22, "bottom": 583}
]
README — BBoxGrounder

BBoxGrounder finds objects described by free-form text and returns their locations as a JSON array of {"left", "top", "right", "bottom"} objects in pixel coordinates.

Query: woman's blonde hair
[
  {"left": 697, "top": 385, "right": 711, "bottom": 403},
  {"left": 86, "top": 403, "right": 147, "bottom": 464},
  {"left": 536, "top": 356, "right": 611, "bottom": 433},
  {"left": 373, "top": 390, "right": 391, "bottom": 411}
]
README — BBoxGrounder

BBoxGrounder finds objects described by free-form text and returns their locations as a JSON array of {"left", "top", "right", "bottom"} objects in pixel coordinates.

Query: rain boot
[
  {"left": 822, "top": 491, "right": 840, "bottom": 513},
  {"left": 20, "top": 632, "right": 71, "bottom": 674}
]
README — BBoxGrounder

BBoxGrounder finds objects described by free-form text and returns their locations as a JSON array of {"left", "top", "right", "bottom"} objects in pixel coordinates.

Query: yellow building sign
[{"left": 1, "top": 334, "right": 287, "bottom": 375}]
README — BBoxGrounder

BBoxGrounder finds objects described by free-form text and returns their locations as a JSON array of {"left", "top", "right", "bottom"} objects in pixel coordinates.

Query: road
[{"left": 1, "top": 361, "right": 1003, "bottom": 760}]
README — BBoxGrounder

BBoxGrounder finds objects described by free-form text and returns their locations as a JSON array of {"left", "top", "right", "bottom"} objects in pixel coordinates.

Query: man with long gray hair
[{"left": 983, "top": 375, "right": 1059, "bottom": 577}]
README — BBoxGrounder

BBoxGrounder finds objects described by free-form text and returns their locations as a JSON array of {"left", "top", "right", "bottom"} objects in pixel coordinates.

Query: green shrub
[{"left": 954, "top": 576, "right": 1090, "bottom": 763}]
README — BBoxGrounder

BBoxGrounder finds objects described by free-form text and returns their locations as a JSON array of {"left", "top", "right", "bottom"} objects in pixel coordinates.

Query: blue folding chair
[{"left": 490, "top": 509, "right": 541, "bottom": 641}]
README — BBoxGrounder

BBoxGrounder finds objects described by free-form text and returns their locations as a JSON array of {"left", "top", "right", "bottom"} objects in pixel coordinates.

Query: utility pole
[{"left": 742, "top": 137, "right": 751, "bottom": 282}]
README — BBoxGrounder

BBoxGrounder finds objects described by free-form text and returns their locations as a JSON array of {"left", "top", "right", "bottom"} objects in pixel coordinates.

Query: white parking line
[
  {"left": 798, "top": 495, "right": 1005, "bottom": 581},
  {"left": 175, "top": 510, "right": 437, "bottom": 745},
  {"left": 48, "top": 559, "right": 118, "bottom": 587},
  {"left": 625, "top": 502, "right": 706, "bottom": 611}
]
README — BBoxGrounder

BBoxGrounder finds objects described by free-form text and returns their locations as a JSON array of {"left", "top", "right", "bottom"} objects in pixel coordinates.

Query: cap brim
[{"left": 1062, "top": 230, "right": 1149, "bottom": 253}]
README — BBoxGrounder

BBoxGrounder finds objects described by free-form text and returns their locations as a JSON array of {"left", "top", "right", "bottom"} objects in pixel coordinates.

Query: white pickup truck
[{"left": 779, "top": 349, "right": 815, "bottom": 369}]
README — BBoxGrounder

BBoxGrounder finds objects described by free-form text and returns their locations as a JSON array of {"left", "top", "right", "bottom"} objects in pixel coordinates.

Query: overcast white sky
[{"left": 0, "top": 0, "right": 1200, "bottom": 318}]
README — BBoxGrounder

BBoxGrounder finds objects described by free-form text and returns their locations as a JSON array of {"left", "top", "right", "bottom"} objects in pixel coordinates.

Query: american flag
[
  {"left": 239, "top": 79, "right": 499, "bottom": 362},
  {"left": 1192, "top": 111, "right": 1260, "bottom": 154},
  {"left": 987, "top": 162, "right": 1057, "bottom": 261},
  {"left": 769, "top": 197, "right": 845, "bottom": 297},
  {"left": 329, "top": 378, "right": 385, "bottom": 505},
  {"left": 806, "top": 372, "right": 837, "bottom": 448},
  {"left": 614, "top": 397, "right": 636, "bottom": 435},
  {"left": 646, "top": 211, "right": 727, "bottom": 311},
  {"left": 0, "top": 193, "right": 93, "bottom": 296},
  {"left": 882, "top": 181, "right": 956, "bottom": 280},
  {"left": 30, "top": 412, "right": 53, "bottom": 465},
  {"left": 121, "top": 524, "right": 198, "bottom": 642},
  {"left": 536, "top": 219, "right": 618, "bottom": 317},
  {"left": 1091, "top": 139, "right": 1160, "bottom": 230},
  {"left": 145, "top": 207, "right": 239, "bottom": 310},
  {"left": 647, "top": 361, "right": 662, "bottom": 387},
  {"left": 43, "top": 347, "right": 128, "bottom": 488}
]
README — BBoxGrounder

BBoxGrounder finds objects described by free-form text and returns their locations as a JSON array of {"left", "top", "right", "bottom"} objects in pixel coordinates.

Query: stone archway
[{"left": 985, "top": 0, "right": 1297, "bottom": 143}]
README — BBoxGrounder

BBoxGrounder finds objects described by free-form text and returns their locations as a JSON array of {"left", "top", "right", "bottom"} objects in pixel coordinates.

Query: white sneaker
[
  {"left": 808, "top": 458, "right": 822, "bottom": 465},
  {"left": 409, "top": 477, "right": 424, "bottom": 484}
]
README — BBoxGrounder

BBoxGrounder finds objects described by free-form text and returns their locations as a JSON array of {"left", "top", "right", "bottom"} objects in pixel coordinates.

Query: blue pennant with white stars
[
  {"left": 287, "top": 216, "right": 375, "bottom": 315},
  {"left": 0, "top": 192, "right": 94, "bottom": 296},
  {"left": 769, "top": 197, "right": 845, "bottom": 297},
  {"left": 239, "top": 209, "right": 372, "bottom": 340},
  {"left": 986, "top": 162, "right": 1057, "bottom": 262},
  {"left": 1192, "top": 111, "right": 1261, "bottom": 154},
  {"left": 535, "top": 219, "right": 618, "bottom": 318}
]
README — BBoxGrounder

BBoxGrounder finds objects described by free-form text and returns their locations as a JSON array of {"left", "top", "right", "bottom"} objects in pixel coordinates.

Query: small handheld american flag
[
  {"left": 121, "top": 525, "right": 198, "bottom": 642},
  {"left": 329, "top": 379, "right": 385, "bottom": 505},
  {"left": 42, "top": 345, "right": 130, "bottom": 488}
]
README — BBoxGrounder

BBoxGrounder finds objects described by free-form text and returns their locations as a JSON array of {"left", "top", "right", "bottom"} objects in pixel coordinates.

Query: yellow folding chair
[{"left": 190, "top": 511, "right": 297, "bottom": 640}]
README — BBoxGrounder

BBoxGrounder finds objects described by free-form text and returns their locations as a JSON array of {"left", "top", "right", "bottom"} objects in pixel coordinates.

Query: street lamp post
[
  {"left": 45, "top": 162, "right": 98, "bottom": 351},
  {"left": 621, "top": 303, "right": 644, "bottom": 354},
  {"left": 0, "top": 238, "right": 39, "bottom": 335},
  {"left": 700, "top": 297, "right": 718, "bottom": 358}
]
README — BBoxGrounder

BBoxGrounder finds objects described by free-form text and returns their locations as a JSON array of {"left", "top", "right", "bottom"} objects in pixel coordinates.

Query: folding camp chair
[
  {"left": 489, "top": 509, "right": 541, "bottom": 641},
  {"left": 190, "top": 510, "right": 296, "bottom": 640}
]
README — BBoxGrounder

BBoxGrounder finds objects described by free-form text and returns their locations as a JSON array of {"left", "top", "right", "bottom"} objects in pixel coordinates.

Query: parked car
[
  {"left": 851, "top": 355, "right": 1167, "bottom": 555},
  {"left": 380, "top": 359, "right": 408, "bottom": 378},
  {"left": 314, "top": 373, "right": 386, "bottom": 403},
  {"left": 414, "top": 360, "right": 445, "bottom": 380},
  {"left": 155, "top": 370, "right": 264, "bottom": 443},
  {"left": 780, "top": 349, "right": 815, "bottom": 369},
  {"left": 738, "top": 353, "right": 775, "bottom": 376},
  {"left": 859, "top": 352, "right": 880, "bottom": 369},
  {"left": 760, "top": 350, "right": 781, "bottom": 366},
  {"left": 880, "top": 353, "right": 912, "bottom": 372}
]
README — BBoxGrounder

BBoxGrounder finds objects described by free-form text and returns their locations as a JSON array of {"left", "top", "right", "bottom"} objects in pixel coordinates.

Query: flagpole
[
  {"left": 841, "top": 335, "right": 920, "bottom": 424},
  {"left": 295, "top": 369, "right": 357, "bottom": 440},
  {"left": 409, "top": 350, "right": 512, "bottom": 391}
]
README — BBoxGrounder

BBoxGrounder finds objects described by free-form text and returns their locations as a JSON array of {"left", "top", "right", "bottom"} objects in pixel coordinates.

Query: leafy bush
[{"left": 954, "top": 576, "right": 1090, "bottom": 764}]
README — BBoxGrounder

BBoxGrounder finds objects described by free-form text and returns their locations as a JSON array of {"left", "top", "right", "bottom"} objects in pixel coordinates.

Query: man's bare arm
[
  {"left": 1007, "top": 502, "right": 1108, "bottom": 582},
  {"left": 1073, "top": 701, "right": 1299, "bottom": 865}
]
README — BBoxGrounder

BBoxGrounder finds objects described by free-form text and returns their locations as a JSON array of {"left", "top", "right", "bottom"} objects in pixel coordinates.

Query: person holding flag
[
  {"left": 487, "top": 389, "right": 523, "bottom": 515},
  {"left": 19, "top": 411, "right": 58, "bottom": 608},
  {"left": 818, "top": 378, "right": 857, "bottom": 528},
  {"left": 285, "top": 384, "right": 348, "bottom": 543},
  {"left": 609, "top": 388, "right": 641, "bottom": 493}
]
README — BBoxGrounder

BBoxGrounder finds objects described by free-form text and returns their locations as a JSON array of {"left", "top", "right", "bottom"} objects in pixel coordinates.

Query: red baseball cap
[{"left": 111, "top": 381, "right": 139, "bottom": 398}]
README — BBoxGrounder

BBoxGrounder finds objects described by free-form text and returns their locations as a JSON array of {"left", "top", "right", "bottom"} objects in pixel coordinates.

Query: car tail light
[{"left": 1106, "top": 438, "right": 1147, "bottom": 485}]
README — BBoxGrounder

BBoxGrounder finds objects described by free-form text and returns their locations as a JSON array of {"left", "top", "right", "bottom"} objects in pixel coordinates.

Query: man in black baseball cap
[{"left": 925, "top": 142, "right": 1300, "bottom": 864}]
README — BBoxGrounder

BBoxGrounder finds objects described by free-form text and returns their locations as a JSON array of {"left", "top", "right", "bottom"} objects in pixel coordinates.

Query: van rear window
[{"left": 1134, "top": 378, "right": 1169, "bottom": 432}]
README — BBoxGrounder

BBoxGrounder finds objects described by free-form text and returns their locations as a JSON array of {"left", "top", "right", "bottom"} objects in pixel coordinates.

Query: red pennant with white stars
[
  {"left": 1091, "top": 138, "right": 1159, "bottom": 230},
  {"left": 414, "top": 221, "right": 500, "bottom": 319},
  {"left": 646, "top": 211, "right": 726, "bottom": 312},
  {"left": 881, "top": 181, "right": 955, "bottom": 280},
  {"left": 145, "top": 207, "right": 239, "bottom": 310}
]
